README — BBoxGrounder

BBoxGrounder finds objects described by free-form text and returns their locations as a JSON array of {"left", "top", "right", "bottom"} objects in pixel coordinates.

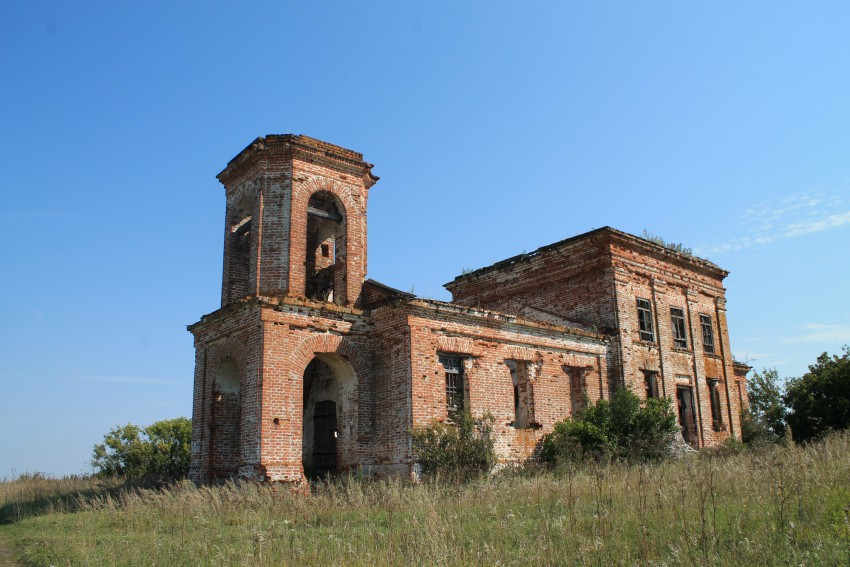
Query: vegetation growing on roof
[{"left": 641, "top": 229, "right": 693, "bottom": 256}]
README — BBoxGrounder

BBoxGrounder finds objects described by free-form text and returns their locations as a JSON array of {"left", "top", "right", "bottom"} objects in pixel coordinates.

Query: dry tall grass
[{"left": 2, "top": 433, "right": 850, "bottom": 566}]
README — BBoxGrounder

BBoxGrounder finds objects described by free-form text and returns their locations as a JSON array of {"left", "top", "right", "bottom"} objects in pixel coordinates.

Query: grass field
[{"left": 2, "top": 434, "right": 849, "bottom": 566}]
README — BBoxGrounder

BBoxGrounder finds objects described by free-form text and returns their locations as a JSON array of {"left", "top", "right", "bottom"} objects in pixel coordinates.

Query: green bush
[
  {"left": 740, "top": 409, "right": 778, "bottom": 448},
  {"left": 541, "top": 388, "right": 678, "bottom": 464},
  {"left": 539, "top": 419, "right": 609, "bottom": 463},
  {"left": 92, "top": 417, "right": 191, "bottom": 482},
  {"left": 412, "top": 411, "right": 496, "bottom": 481}
]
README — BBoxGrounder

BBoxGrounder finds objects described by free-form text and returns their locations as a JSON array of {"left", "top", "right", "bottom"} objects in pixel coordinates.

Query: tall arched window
[
  {"left": 225, "top": 195, "right": 255, "bottom": 302},
  {"left": 306, "top": 191, "right": 346, "bottom": 303}
]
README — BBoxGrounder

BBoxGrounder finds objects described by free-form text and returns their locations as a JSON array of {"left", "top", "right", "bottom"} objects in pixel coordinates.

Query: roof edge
[
  {"left": 445, "top": 226, "right": 726, "bottom": 289},
  {"left": 216, "top": 134, "right": 379, "bottom": 187}
]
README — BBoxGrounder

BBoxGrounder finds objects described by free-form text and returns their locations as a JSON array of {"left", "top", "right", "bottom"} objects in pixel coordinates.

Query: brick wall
[
  {"left": 608, "top": 234, "right": 741, "bottom": 447},
  {"left": 401, "top": 299, "right": 608, "bottom": 465},
  {"left": 447, "top": 232, "right": 617, "bottom": 332},
  {"left": 257, "top": 300, "right": 372, "bottom": 481},
  {"left": 188, "top": 301, "right": 263, "bottom": 482}
]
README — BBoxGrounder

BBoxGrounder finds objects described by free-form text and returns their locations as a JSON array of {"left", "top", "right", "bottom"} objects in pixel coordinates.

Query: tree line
[{"left": 743, "top": 346, "right": 850, "bottom": 445}]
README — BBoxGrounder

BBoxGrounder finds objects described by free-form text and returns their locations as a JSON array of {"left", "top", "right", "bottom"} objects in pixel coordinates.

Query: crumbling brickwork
[
  {"left": 447, "top": 229, "right": 746, "bottom": 447},
  {"left": 189, "top": 134, "right": 748, "bottom": 484}
]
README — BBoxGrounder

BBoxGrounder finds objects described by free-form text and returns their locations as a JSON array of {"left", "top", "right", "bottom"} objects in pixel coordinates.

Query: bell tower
[{"left": 216, "top": 135, "right": 379, "bottom": 307}]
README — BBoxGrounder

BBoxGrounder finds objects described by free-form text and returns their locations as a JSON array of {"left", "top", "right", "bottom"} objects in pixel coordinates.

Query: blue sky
[{"left": 2, "top": 2, "right": 849, "bottom": 477}]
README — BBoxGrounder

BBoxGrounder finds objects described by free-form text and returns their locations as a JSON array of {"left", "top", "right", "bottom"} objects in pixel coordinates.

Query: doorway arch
[{"left": 301, "top": 353, "right": 357, "bottom": 479}]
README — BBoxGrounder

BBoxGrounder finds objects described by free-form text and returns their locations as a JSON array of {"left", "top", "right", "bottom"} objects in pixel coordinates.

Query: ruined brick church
[{"left": 188, "top": 135, "right": 749, "bottom": 483}]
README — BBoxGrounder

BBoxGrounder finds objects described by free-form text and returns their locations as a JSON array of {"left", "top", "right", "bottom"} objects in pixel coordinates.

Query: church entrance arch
[{"left": 301, "top": 354, "right": 357, "bottom": 479}]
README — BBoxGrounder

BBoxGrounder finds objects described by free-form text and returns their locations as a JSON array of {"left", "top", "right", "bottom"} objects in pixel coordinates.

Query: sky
[{"left": 1, "top": 2, "right": 849, "bottom": 478}]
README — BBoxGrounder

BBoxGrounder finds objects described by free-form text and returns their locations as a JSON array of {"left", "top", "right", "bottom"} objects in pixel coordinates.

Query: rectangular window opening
[
  {"left": 700, "top": 314, "right": 715, "bottom": 354},
  {"left": 644, "top": 370, "right": 660, "bottom": 399},
  {"left": 670, "top": 307, "right": 688, "bottom": 349},
  {"left": 708, "top": 378, "right": 724, "bottom": 431},
  {"left": 508, "top": 360, "right": 534, "bottom": 428},
  {"left": 440, "top": 355, "right": 465, "bottom": 415},
  {"left": 637, "top": 298, "right": 655, "bottom": 342},
  {"left": 676, "top": 385, "right": 699, "bottom": 448}
]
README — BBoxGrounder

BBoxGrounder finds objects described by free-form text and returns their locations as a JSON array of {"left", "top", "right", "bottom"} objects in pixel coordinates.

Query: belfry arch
[
  {"left": 305, "top": 191, "right": 347, "bottom": 304},
  {"left": 223, "top": 192, "right": 256, "bottom": 304}
]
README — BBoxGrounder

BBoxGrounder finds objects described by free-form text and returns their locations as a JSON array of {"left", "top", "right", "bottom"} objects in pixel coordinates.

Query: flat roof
[{"left": 445, "top": 226, "right": 727, "bottom": 289}]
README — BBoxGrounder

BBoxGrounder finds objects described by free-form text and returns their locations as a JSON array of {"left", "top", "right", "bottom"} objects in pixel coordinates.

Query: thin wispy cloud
[
  {"left": 778, "top": 323, "right": 850, "bottom": 345},
  {"left": 695, "top": 190, "right": 850, "bottom": 256},
  {"left": 731, "top": 351, "right": 776, "bottom": 365},
  {"left": 742, "top": 323, "right": 850, "bottom": 347}
]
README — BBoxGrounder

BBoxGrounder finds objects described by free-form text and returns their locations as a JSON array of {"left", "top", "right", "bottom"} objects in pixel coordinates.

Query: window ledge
[{"left": 508, "top": 421, "right": 542, "bottom": 430}]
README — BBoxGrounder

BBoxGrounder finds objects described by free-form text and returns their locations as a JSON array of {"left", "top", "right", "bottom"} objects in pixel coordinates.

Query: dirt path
[{"left": 0, "top": 536, "right": 21, "bottom": 567}]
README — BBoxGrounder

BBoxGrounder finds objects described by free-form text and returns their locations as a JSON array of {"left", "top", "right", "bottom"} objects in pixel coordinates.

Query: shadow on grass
[{"left": 0, "top": 475, "right": 171, "bottom": 525}]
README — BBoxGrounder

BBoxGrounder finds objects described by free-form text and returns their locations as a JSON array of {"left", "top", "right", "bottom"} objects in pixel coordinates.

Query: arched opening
[
  {"left": 302, "top": 354, "right": 356, "bottom": 479},
  {"left": 210, "top": 357, "right": 241, "bottom": 480},
  {"left": 226, "top": 195, "right": 255, "bottom": 302},
  {"left": 305, "top": 191, "right": 346, "bottom": 304}
]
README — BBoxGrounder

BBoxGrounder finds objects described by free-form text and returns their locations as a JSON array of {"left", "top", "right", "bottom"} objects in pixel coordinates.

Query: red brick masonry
[{"left": 189, "top": 135, "right": 748, "bottom": 483}]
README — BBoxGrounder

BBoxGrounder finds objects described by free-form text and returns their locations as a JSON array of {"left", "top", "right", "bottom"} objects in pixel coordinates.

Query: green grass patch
[{"left": 2, "top": 433, "right": 850, "bottom": 565}]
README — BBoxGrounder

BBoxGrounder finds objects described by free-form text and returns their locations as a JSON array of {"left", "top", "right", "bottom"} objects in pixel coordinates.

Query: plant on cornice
[{"left": 641, "top": 229, "right": 693, "bottom": 256}]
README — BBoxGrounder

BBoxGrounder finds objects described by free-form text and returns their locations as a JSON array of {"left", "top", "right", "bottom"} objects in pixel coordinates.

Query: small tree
[
  {"left": 741, "top": 367, "right": 786, "bottom": 445},
  {"left": 412, "top": 411, "right": 496, "bottom": 481},
  {"left": 144, "top": 418, "right": 193, "bottom": 479},
  {"left": 541, "top": 388, "right": 678, "bottom": 464},
  {"left": 92, "top": 417, "right": 191, "bottom": 482},
  {"left": 784, "top": 346, "right": 850, "bottom": 443}
]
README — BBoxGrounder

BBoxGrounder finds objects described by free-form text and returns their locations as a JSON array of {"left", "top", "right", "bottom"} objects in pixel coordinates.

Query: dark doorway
[
  {"left": 302, "top": 354, "right": 355, "bottom": 480},
  {"left": 676, "top": 386, "right": 699, "bottom": 448},
  {"left": 309, "top": 400, "right": 338, "bottom": 479}
]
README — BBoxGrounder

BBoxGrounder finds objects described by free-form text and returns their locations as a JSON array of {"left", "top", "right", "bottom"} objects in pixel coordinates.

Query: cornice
[
  {"left": 216, "top": 134, "right": 379, "bottom": 188},
  {"left": 447, "top": 226, "right": 727, "bottom": 290}
]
